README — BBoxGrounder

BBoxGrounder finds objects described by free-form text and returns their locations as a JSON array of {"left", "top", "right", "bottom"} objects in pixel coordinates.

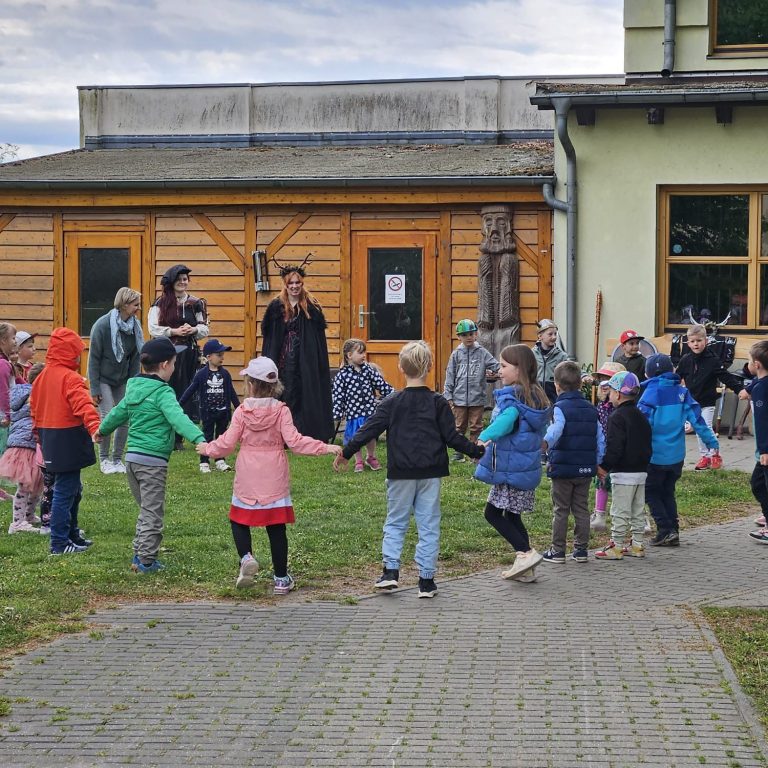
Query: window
[
  {"left": 712, "top": 0, "right": 768, "bottom": 51},
  {"left": 662, "top": 191, "right": 768, "bottom": 330}
]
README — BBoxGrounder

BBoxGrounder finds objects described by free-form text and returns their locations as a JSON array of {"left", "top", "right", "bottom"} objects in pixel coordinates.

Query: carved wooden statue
[{"left": 477, "top": 204, "right": 520, "bottom": 359}]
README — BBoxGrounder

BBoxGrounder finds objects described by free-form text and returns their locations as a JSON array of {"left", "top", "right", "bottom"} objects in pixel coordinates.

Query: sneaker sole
[
  {"left": 502, "top": 552, "right": 543, "bottom": 579},
  {"left": 418, "top": 590, "right": 437, "bottom": 598},
  {"left": 236, "top": 560, "right": 260, "bottom": 589},
  {"left": 274, "top": 585, "right": 295, "bottom": 595},
  {"left": 510, "top": 569, "right": 537, "bottom": 583},
  {"left": 374, "top": 581, "right": 399, "bottom": 590},
  {"left": 542, "top": 557, "right": 566, "bottom": 564},
  {"left": 748, "top": 533, "right": 768, "bottom": 544},
  {"left": 571, "top": 555, "right": 589, "bottom": 563}
]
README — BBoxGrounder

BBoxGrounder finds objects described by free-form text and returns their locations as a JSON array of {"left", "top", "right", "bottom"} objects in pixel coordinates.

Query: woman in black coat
[{"left": 261, "top": 265, "right": 333, "bottom": 442}]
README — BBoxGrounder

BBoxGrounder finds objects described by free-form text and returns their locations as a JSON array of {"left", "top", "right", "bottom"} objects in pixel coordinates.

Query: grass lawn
[
  {"left": 703, "top": 607, "right": 768, "bottom": 734},
  {"left": 0, "top": 446, "right": 759, "bottom": 656}
]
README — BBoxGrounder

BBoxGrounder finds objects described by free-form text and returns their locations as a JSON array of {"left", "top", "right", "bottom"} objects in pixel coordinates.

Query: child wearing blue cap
[{"left": 180, "top": 339, "right": 240, "bottom": 473}]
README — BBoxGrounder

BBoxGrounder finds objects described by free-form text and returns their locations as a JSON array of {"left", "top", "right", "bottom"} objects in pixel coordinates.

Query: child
[
  {"left": 589, "top": 361, "right": 626, "bottom": 531},
  {"left": 745, "top": 341, "right": 768, "bottom": 544},
  {"left": 179, "top": 338, "right": 240, "bottom": 474},
  {"left": 31, "top": 327, "right": 101, "bottom": 555},
  {"left": 615, "top": 329, "right": 647, "bottom": 382},
  {"left": 676, "top": 324, "right": 738, "bottom": 471},
  {"left": 475, "top": 344, "right": 550, "bottom": 582},
  {"left": 196, "top": 357, "right": 342, "bottom": 593},
  {"left": 443, "top": 319, "right": 500, "bottom": 462},
  {"left": 99, "top": 337, "right": 205, "bottom": 572},
  {"left": 0, "top": 363, "right": 45, "bottom": 533},
  {"left": 541, "top": 360, "right": 605, "bottom": 564},
  {"left": 14, "top": 331, "right": 37, "bottom": 383},
  {"left": 638, "top": 353, "right": 719, "bottom": 547},
  {"left": 532, "top": 319, "right": 569, "bottom": 404},
  {"left": 8, "top": 344, "right": 24, "bottom": 385},
  {"left": 334, "top": 340, "right": 483, "bottom": 598},
  {"left": 332, "top": 338, "right": 393, "bottom": 472},
  {"left": 594, "top": 372, "right": 653, "bottom": 560}
]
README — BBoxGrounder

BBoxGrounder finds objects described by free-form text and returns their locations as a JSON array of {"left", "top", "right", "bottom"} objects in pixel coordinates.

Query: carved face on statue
[{"left": 480, "top": 208, "right": 513, "bottom": 255}]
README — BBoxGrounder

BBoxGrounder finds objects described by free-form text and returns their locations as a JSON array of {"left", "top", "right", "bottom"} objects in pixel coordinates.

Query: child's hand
[
  {"left": 477, "top": 439, "right": 489, "bottom": 448},
  {"left": 327, "top": 444, "right": 343, "bottom": 456},
  {"left": 92, "top": 432, "right": 102, "bottom": 444},
  {"left": 739, "top": 389, "right": 751, "bottom": 401},
  {"left": 761, "top": 453, "right": 768, "bottom": 467},
  {"left": 541, "top": 440, "right": 548, "bottom": 453},
  {"left": 0, "top": 418, "right": 9, "bottom": 428},
  {"left": 333, "top": 453, "right": 348, "bottom": 472},
  {"left": 597, "top": 466, "right": 607, "bottom": 481},
  {"left": 195, "top": 442, "right": 209, "bottom": 456}
]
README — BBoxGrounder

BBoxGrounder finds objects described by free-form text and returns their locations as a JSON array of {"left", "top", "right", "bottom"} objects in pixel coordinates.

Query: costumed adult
[
  {"left": 87, "top": 287, "right": 144, "bottom": 474},
  {"left": 148, "top": 264, "right": 209, "bottom": 449},
  {"left": 261, "top": 258, "right": 334, "bottom": 442}
]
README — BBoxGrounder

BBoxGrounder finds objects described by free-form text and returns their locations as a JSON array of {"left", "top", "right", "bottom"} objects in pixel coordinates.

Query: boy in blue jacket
[
  {"left": 746, "top": 340, "right": 768, "bottom": 545},
  {"left": 638, "top": 354, "right": 719, "bottom": 547}
]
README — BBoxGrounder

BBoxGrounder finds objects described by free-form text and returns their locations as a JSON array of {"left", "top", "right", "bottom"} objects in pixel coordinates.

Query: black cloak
[{"left": 261, "top": 299, "right": 334, "bottom": 442}]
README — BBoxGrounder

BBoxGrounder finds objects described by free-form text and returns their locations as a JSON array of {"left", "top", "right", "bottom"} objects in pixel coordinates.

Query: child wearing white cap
[
  {"left": 532, "top": 319, "right": 569, "bottom": 404},
  {"left": 14, "top": 331, "right": 37, "bottom": 383},
  {"left": 196, "top": 357, "right": 342, "bottom": 594}
]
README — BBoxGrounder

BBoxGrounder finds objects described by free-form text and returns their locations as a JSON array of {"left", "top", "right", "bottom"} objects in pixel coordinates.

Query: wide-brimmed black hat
[{"left": 161, "top": 264, "right": 192, "bottom": 287}]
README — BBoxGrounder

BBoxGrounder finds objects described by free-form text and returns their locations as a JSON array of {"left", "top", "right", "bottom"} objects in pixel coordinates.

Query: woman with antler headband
[
  {"left": 261, "top": 256, "right": 334, "bottom": 442},
  {"left": 148, "top": 264, "right": 209, "bottom": 449}
]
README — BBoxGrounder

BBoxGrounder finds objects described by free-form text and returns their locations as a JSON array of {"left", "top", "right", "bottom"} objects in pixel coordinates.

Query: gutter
[
  {"left": 662, "top": 0, "right": 676, "bottom": 78},
  {"left": 531, "top": 88, "right": 768, "bottom": 108},
  {"left": 542, "top": 98, "right": 578, "bottom": 358}
]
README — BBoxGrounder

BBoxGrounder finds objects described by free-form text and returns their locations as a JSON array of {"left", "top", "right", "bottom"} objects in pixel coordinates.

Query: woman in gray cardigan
[{"left": 87, "top": 287, "right": 144, "bottom": 474}]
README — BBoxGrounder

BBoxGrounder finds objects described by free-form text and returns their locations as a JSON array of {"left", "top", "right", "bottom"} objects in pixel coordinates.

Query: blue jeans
[
  {"left": 383, "top": 478, "right": 442, "bottom": 579},
  {"left": 50, "top": 470, "right": 82, "bottom": 551},
  {"left": 645, "top": 461, "right": 683, "bottom": 538}
]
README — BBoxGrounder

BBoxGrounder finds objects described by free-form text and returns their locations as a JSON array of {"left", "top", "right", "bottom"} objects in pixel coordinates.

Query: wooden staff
[{"left": 591, "top": 289, "right": 603, "bottom": 404}]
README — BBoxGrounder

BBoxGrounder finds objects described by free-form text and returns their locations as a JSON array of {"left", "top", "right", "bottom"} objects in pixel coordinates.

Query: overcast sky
[{"left": 1, "top": 0, "right": 623, "bottom": 160}]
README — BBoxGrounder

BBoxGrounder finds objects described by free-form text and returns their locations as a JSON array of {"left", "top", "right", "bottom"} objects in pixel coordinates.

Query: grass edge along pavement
[{"left": 0, "top": 446, "right": 760, "bottom": 657}]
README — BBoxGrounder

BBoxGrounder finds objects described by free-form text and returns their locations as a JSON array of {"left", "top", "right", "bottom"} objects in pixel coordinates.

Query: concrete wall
[
  {"left": 625, "top": 0, "right": 768, "bottom": 76},
  {"left": 550, "top": 103, "right": 768, "bottom": 362},
  {"left": 78, "top": 76, "right": 621, "bottom": 148}
]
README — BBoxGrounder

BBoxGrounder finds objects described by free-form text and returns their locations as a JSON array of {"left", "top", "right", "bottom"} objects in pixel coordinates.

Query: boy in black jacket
[
  {"left": 676, "top": 324, "right": 740, "bottom": 471},
  {"left": 333, "top": 340, "right": 484, "bottom": 598},
  {"left": 595, "top": 371, "right": 652, "bottom": 560},
  {"left": 747, "top": 340, "right": 768, "bottom": 545}
]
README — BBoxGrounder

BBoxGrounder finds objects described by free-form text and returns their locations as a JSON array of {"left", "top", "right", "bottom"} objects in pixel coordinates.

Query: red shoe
[
  {"left": 365, "top": 456, "right": 382, "bottom": 471},
  {"left": 710, "top": 452, "right": 723, "bottom": 470},
  {"left": 694, "top": 457, "right": 711, "bottom": 471}
]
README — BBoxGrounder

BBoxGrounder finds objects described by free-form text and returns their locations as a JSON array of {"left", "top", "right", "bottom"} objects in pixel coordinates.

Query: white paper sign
[{"left": 385, "top": 274, "right": 405, "bottom": 304}]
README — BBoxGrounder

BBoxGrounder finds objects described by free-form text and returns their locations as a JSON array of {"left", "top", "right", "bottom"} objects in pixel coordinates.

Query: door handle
[{"left": 358, "top": 304, "right": 375, "bottom": 328}]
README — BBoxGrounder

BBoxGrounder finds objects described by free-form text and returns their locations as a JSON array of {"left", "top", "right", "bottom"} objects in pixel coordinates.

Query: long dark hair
[{"left": 501, "top": 344, "right": 549, "bottom": 409}]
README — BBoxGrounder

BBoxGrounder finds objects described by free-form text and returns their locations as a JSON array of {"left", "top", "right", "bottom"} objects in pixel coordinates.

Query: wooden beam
[
  {"left": 338, "top": 211, "right": 351, "bottom": 350},
  {"left": 536, "top": 209, "right": 553, "bottom": 320},
  {"left": 244, "top": 209, "right": 258, "bottom": 361},
  {"left": 52, "top": 213, "right": 63, "bottom": 327},
  {"left": 438, "top": 210, "right": 453, "bottom": 392},
  {"left": 142, "top": 212, "right": 155, "bottom": 337},
  {"left": 512, "top": 233, "right": 539, "bottom": 273},
  {"left": 266, "top": 212, "right": 311, "bottom": 258},
  {"left": 191, "top": 213, "right": 245, "bottom": 273},
  {"left": 0, "top": 213, "right": 16, "bottom": 233}
]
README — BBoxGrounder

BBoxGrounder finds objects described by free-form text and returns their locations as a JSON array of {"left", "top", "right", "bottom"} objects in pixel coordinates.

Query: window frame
[
  {"left": 709, "top": 0, "right": 768, "bottom": 55},
  {"left": 659, "top": 187, "right": 768, "bottom": 333}
]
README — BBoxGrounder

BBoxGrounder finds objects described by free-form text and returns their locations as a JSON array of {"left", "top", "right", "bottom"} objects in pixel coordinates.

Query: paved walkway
[{"left": 0, "top": 514, "right": 766, "bottom": 767}]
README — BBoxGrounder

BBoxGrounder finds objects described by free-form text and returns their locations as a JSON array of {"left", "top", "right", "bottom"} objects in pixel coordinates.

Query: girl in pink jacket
[{"left": 197, "top": 356, "right": 341, "bottom": 594}]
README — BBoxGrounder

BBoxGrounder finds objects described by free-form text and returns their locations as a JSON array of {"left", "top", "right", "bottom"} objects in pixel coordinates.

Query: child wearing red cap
[{"left": 615, "top": 330, "right": 647, "bottom": 382}]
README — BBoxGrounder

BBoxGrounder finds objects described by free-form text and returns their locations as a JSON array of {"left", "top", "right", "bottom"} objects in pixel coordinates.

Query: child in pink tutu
[
  {"left": 0, "top": 322, "right": 18, "bottom": 503},
  {"left": 0, "top": 363, "right": 45, "bottom": 532}
]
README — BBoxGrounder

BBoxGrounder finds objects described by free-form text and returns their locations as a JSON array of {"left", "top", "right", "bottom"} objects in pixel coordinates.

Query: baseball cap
[
  {"left": 605, "top": 371, "right": 641, "bottom": 396},
  {"left": 240, "top": 357, "right": 279, "bottom": 382},
  {"left": 203, "top": 338, "right": 232, "bottom": 356},
  {"left": 645, "top": 353, "right": 674, "bottom": 378},
  {"left": 595, "top": 361, "right": 626, "bottom": 378},
  {"left": 619, "top": 329, "right": 644, "bottom": 344},
  {"left": 14, "top": 331, "right": 37, "bottom": 347},
  {"left": 455, "top": 319, "right": 478, "bottom": 335},
  {"left": 140, "top": 338, "right": 187, "bottom": 365}
]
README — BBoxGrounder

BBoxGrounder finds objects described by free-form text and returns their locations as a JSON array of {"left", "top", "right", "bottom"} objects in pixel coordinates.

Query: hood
[
  {"left": 454, "top": 341, "right": 481, "bottom": 351},
  {"left": 45, "top": 327, "right": 84, "bottom": 369},
  {"left": 494, "top": 385, "right": 550, "bottom": 431},
  {"left": 648, "top": 371, "right": 682, "bottom": 388},
  {"left": 10, "top": 382, "right": 31, "bottom": 411},
  {"left": 240, "top": 397, "right": 284, "bottom": 431},
  {"left": 123, "top": 374, "right": 169, "bottom": 407}
]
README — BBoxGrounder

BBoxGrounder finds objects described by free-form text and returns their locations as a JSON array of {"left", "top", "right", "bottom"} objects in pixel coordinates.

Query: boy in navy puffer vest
[{"left": 542, "top": 361, "right": 605, "bottom": 564}]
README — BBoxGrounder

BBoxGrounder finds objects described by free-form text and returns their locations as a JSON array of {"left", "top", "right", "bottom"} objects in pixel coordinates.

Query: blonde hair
[
  {"left": 341, "top": 338, "right": 366, "bottom": 366},
  {"left": 245, "top": 374, "right": 284, "bottom": 399},
  {"left": 399, "top": 340, "right": 432, "bottom": 379},
  {"left": 114, "top": 287, "right": 141, "bottom": 310},
  {"left": 688, "top": 324, "right": 707, "bottom": 339},
  {"left": 500, "top": 344, "right": 549, "bottom": 409},
  {"left": 0, "top": 323, "right": 17, "bottom": 357}
]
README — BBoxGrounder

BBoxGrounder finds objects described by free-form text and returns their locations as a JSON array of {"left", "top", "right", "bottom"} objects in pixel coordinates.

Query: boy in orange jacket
[{"left": 31, "top": 328, "right": 101, "bottom": 555}]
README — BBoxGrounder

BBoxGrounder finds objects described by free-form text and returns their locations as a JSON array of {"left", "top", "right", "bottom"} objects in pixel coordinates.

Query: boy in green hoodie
[{"left": 99, "top": 337, "right": 204, "bottom": 572}]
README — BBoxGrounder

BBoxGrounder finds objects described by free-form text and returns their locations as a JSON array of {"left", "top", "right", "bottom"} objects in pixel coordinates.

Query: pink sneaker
[
  {"left": 755, "top": 515, "right": 767, "bottom": 527},
  {"left": 365, "top": 456, "right": 382, "bottom": 471},
  {"left": 354, "top": 461, "right": 365, "bottom": 473}
]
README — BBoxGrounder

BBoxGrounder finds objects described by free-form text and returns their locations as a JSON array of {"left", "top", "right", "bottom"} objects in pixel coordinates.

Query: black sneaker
[
  {"left": 542, "top": 547, "right": 566, "bottom": 564},
  {"left": 649, "top": 532, "right": 669, "bottom": 546},
  {"left": 418, "top": 578, "right": 438, "bottom": 599},
  {"left": 663, "top": 531, "right": 680, "bottom": 547},
  {"left": 571, "top": 548, "right": 589, "bottom": 563},
  {"left": 50, "top": 542, "right": 88, "bottom": 556},
  {"left": 374, "top": 568, "right": 399, "bottom": 590},
  {"left": 70, "top": 535, "right": 93, "bottom": 548}
]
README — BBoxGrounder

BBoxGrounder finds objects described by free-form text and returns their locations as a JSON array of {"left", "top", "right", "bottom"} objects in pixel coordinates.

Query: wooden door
[
  {"left": 351, "top": 232, "right": 438, "bottom": 389},
  {"left": 63, "top": 233, "right": 142, "bottom": 373}
]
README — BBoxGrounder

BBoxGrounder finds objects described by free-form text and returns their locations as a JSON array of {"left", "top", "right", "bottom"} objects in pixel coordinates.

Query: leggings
[
  {"left": 484, "top": 502, "right": 531, "bottom": 552},
  {"left": 230, "top": 521, "right": 288, "bottom": 577}
]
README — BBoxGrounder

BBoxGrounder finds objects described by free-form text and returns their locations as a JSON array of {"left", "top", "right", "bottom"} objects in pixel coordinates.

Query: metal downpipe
[{"left": 662, "top": 0, "right": 676, "bottom": 77}]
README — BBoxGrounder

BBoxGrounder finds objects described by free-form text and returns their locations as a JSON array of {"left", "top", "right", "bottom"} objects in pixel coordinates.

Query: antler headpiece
[{"left": 270, "top": 253, "right": 313, "bottom": 279}]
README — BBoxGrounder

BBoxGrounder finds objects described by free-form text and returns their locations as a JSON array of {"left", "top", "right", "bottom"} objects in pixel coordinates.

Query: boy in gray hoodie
[{"left": 443, "top": 319, "right": 500, "bottom": 461}]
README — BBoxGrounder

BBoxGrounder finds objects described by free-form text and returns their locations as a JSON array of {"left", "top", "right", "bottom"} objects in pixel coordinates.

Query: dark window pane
[
  {"left": 367, "top": 248, "right": 422, "bottom": 341},
  {"left": 760, "top": 265, "right": 768, "bottom": 325},
  {"left": 79, "top": 248, "right": 130, "bottom": 335},
  {"left": 717, "top": 0, "right": 768, "bottom": 45},
  {"left": 762, "top": 195, "right": 768, "bottom": 257},
  {"left": 668, "top": 263, "right": 748, "bottom": 325},
  {"left": 669, "top": 195, "right": 749, "bottom": 257}
]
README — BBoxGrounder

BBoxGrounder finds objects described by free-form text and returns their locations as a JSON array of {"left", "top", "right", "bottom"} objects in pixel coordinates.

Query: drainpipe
[
  {"left": 661, "top": 0, "right": 676, "bottom": 78},
  {"left": 542, "top": 97, "right": 577, "bottom": 358}
]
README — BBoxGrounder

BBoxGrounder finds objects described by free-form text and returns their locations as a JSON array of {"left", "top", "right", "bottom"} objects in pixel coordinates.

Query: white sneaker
[
  {"left": 590, "top": 511, "right": 607, "bottom": 531},
  {"left": 26, "top": 514, "right": 42, "bottom": 525},
  {"left": 236, "top": 555, "right": 260, "bottom": 589},
  {"left": 501, "top": 548, "right": 543, "bottom": 580},
  {"left": 513, "top": 567, "right": 538, "bottom": 583},
  {"left": 8, "top": 520, "right": 41, "bottom": 534},
  {"left": 199, "top": 463, "right": 211, "bottom": 473},
  {"left": 215, "top": 459, "right": 231, "bottom": 472},
  {"left": 112, "top": 460, "right": 127, "bottom": 474},
  {"left": 100, "top": 459, "right": 116, "bottom": 475}
]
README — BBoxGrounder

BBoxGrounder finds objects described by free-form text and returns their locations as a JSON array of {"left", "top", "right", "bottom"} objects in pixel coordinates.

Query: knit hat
[
  {"left": 605, "top": 371, "right": 641, "bottom": 397},
  {"left": 595, "top": 361, "right": 626, "bottom": 378},
  {"left": 141, "top": 338, "right": 187, "bottom": 365},
  {"left": 240, "top": 357, "right": 279, "bottom": 382},
  {"left": 536, "top": 319, "right": 558, "bottom": 335},
  {"left": 645, "top": 353, "right": 674, "bottom": 378},
  {"left": 619, "top": 329, "right": 644, "bottom": 344}
]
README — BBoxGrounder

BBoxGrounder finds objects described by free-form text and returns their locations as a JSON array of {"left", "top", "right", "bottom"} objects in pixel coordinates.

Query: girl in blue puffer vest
[{"left": 475, "top": 344, "right": 551, "bottom": 582}]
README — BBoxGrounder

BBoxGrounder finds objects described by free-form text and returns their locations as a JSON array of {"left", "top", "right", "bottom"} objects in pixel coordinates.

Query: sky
[{"left": 0, "top": 0, "right": 623, "bottom": 160}]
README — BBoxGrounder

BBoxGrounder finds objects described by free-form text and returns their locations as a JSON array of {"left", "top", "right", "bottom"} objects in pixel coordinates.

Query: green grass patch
[
  {"left": 0, "top": 446, "right": 757, "bottom": 655},
  {"left": 703, "top": 607, "right": 768, "bottom": 734}
]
